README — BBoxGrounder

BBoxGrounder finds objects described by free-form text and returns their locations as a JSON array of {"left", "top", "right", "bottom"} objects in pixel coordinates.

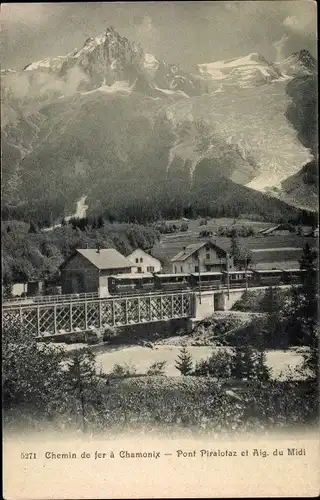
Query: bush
[
  {"left": 193, "top": 349, "right": 232, "bottom": 379},
  {"left": 102, "top": 326, "right": 117, "bottom": 342},
  {"left": 199, "top": 219, "right": 208, "bottom": 226},
  {"left": 199, "top": 230, "right": 213, "bottom": 237},
  {"left": 110, "top": 363, "right": 137, "bottom": 378},
  {"left": 146, "top": 361, "right": 167, "bottom": 376},
  {"left": 192, "top": 345, "right": 270, "bottom": 382}
]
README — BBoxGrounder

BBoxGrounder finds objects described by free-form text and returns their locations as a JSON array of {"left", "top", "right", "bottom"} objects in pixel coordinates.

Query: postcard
[{"left": 2, "top": 2, "right": 319, "bottom": 498}]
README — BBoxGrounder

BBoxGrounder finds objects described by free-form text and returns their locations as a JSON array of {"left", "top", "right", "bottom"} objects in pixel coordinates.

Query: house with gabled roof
[
  {"left": 171, "top": 241, "right": 233, "bottom": 274},
  {"left": 60, "top": 247, "right": 133, "bottom": 297},
  {"left": 126, "top": 248, "right": 162, "bottom": 274}
]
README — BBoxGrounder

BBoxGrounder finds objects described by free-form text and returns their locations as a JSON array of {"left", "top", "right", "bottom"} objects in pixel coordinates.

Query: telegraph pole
[
  {"left": 226, "top": 253, "right": 230, "bottom": 299},
  {"left": 245, "top": 253, "right": 248, "bottom": 291},
  {"left": 198, "top": 255, "right": 202, "bottom": 304}
]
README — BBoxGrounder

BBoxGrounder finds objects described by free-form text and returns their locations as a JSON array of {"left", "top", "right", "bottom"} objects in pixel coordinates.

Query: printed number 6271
[{"left": 21, "top": 453, "right": 37, "bottom": 459}]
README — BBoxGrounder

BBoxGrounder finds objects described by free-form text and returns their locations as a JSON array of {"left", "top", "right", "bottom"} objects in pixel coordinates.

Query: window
[
  {"left": 135, "top": 258, "right": 139, "bottom": 263},
  {"left": 180, "top": 266, "right": 183, "bottom": 272},
  {"left": 140, "top": 258, "right": 143, "bottom": 263},
  {"left": 206, "top": 253, "right": 210, "bottom": 260},
  {"left": 195, "top": 265, "right": 199, "bottom": 273},
  {"left": 174, "top": 266, "right": 177, "bottom": 273},
  {"left": 147, "top": 266, "right": 154, "bottom": 272},
  {"left": 137, "top": 267, "right": 142, "bottom": 273}
]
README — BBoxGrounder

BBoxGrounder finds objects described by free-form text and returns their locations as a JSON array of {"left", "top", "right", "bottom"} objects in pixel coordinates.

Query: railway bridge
[{"left": 2, "top": 286, "right": 290, "bottom": 338}]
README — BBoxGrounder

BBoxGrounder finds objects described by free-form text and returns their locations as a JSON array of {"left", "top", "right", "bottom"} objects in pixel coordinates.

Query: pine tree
[
  {"left": 65, "top": 349, "right": 104, "bottom": 432},
  {"left": 229, "top": 229, "right": 241, "bottom": 262},
  {"left": 231, "top": 345, "right": 270, "bottom": 381},
  {"left": 260, "top": 286, "right": 287, "bottom": 347},
  {"left": 97, "top": 215, "right": 104, "bottom": 228},
  {"left": 175, "top": 346, "right": 193, "bottom": 376},
  {"left": 92, "top": 217, "right": 97, "bottom": 229},
  {"left": 28, "top": 221, "right": 39, "bottom": 234},
  {"left": 287, "top": 244, "right": 318, "bottom": 347},
  {"left": 294, "top": 244, "right": 318, "bottom": 378}
]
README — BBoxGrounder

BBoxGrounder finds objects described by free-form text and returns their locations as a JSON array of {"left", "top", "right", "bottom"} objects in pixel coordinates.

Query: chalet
[
  {"left": 171, "top": 241, "right": 233, "bottom": 274},
  {"left": 258, "top": 224, "right": 295, "bottom": 236},
  {"left": 126, "top": 248, "right": 162, "bottom": 274},
  {"left": 247, "top": 247, "right": 304, "bottom": 271},
  {"left": 60, "top": 248, "right": 133, "bottom": 297}
]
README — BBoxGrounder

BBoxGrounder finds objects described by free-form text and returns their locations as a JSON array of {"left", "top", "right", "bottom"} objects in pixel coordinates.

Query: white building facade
[
  {"left": 171, "top": 241, "right": 233, "bottom": 274},
  {"left": 127, "top": 249, "right": 162, "bottom": 274}
]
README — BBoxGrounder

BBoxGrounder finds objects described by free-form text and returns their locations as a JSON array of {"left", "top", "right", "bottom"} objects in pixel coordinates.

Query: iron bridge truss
[{"left": 2, "top": 292, "right": 193, "bottom": 337}]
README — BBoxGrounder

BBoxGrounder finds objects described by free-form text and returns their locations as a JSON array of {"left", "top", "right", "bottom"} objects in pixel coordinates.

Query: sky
[{"left": 1, "top": 1, "right": 317, "bottom": 72}]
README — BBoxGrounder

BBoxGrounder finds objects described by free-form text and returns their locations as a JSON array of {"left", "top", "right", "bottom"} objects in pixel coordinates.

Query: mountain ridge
[{"left": 1, "top": 26, "right": 317, "bottom": 222}]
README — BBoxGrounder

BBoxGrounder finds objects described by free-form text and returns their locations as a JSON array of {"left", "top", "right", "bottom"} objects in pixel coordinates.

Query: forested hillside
[{"left": 2, "top": 219, "right": 159, "bottom": 284}]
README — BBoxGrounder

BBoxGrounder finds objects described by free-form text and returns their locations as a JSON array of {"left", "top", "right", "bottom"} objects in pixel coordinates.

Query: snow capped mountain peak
[
  {"left": 23, "top": 55, "right": 68, "bottom": 72},
  {"left": 197, "top": 52, "right": 281, "bottom": 88}
]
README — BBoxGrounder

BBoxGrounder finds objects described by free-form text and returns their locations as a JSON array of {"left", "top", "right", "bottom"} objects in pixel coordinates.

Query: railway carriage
[
  {"left": 251, "top": 269, "right": 283, "bottom": 286},
  {"left": 222, "top": 270, "right": 253, "bottom": 288},
  {"left": 281, "top": 268, "right": 307, "bottom": 284},
  {"left": 154, "top": 273, "right": 190, "bottom": 291},
  {"left": 108, "top": 273, "right": 154, "bottom": 295},
  {"left": 190, "top": 271, "right": 223, "bottom": 289}
]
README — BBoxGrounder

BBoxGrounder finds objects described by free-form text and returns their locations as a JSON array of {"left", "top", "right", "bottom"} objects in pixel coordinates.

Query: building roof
[
  {"left": 253, "top": 269, "right": 284, "bottom": 274},
  {"left": 75, "top": 249, "right": 133, "bottom": 270},
  {"left": 190, "top": 271, "right": 223, "bottom": 276},
  {"left": 258, "top": 225, "right": 281, "bottom": 235},
  {"left": 156, "top": 273, "right": 190, "bottom": 278},
  {"left": 171, "top": 241, "right": 228, "bottom": 263},
  {"left": 109, "top": 273, "right": 154, "bottom": 279},
  {"left": 250, "top": 248, "right": 303, "bottom": 265},
  {"left": 252, "top": 261, "right": 301, "bottom": 270},
  {"left": 127, "top": 248, "right": 160, "bottom": 261},
  {"left": 222, "top": 270, "right": 253, "bottom": 275},
  {"left": 251, "top": 247, "right": 303, "bottom": 253}
]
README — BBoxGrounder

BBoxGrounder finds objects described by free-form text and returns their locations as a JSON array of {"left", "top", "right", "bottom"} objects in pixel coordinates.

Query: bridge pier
[
  {"left": 191, "top": 289, "right": 246, "bottom": 319},
  {"left": 192, "top": 292, "right": 215, "bottom": 320}
]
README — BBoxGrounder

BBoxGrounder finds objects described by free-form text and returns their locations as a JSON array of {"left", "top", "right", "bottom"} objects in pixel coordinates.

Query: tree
[
  {"left": 259, "top": 287, "right": 288, "bottom": 347},
  {"left": 97, "top": 215, "right": 104, "bottom": 228},
  {"left": 92, "top": 217, "right": 97, "bottom": 229},
  {"left": 193, "top": 349, "right": 232, "bottom": 379},
  {"left": 3, "top": 282, "right": 12, "bottom": 298},
  {"left": 297, "top": 244, "right": 318, "bottom": 377},
  {"left": 230, "top": 345, "right": 270, "bottom": 381},
  {"left": 286, "top": 244, "right": 318, "bottom": 345},
  {"left": 229, "top": 229, "right": 241, "bottom": 261},
  {"left": 2, "top": 326, "right": 67, "bottom": 417},
  {"left": 175, "top": 346, "right": 193, "bottom": 375},
  {"left": 28, "top": 221, "right": 39, "bottom": 234},
  {"left": 65, "top": 349, "right": 105, "bottom": 432}
]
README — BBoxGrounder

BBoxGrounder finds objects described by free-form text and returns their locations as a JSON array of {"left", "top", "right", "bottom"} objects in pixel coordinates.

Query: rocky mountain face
[
  {"left": 275, "top": 49, "right": 316, "bottom": 77},
  {"left": 1, "top": 27, "right": 318, "bottom": 221}
]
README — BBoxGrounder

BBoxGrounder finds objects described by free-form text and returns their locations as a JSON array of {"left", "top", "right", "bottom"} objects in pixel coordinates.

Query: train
[{"left": 107, "top": 268, "right": 307, "bottom": 295}]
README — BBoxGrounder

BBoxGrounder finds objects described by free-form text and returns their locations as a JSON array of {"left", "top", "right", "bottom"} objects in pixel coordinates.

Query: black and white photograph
[{"left": 2, "top": 2, "right": 319, "bottom": 498}]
